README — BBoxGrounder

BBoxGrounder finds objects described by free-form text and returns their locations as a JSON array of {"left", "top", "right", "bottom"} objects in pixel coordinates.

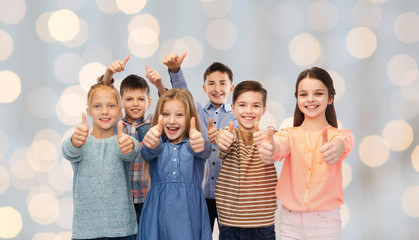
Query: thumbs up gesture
[
  {"left": 189, "top": 117, "right": 205, "bottom": 153},
  {"left": 207, "top": 117, "right": 218, "bottom": 144},
  {"left": 143, "top": 115, "right": 163, "bottom": 149},
  {"left": 71, "top": 112, "right": 90, "bottom": 148},
  {"left": 258, "top": 128, "right": 277, "bottom": 164},
  {"left": 117, "top": 121, "right": 135, "bottom": 154},
  {"left": 319, "top": 128, "right": 341, "bottom": 165},
  {"left": 163, "top": 52, "right": 187, "bottom": 73},
  {"left": 107, "top": 54, "right": 130, "bottom": 74},
  {"left": 253, "top": 121, "right": 266, "bottom": 146},
  {"left": 217, "top": 121, "right": 235, "bottom": 152}
]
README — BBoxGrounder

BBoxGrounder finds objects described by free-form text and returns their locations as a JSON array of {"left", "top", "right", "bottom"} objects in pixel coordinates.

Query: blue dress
[{"left": 137, "top": 137, "right": 212, "bottom": 240}]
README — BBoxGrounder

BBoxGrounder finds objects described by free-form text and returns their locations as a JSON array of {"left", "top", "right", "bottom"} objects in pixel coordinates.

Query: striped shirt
[{"left": 215, "top": 128, "right": 278, "bottom": 228}]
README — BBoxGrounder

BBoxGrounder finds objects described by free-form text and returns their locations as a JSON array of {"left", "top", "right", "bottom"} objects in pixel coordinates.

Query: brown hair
[
  {"left": 203, "top": 62, "right": 233, "bottom": 83},
  {"left": 293, "top": 67, "right": 337, "bottom": 128},
  {"left": 152, "top": 88, "right": 201, "bottom": 139},
  {"left": 87, "top": 82, "right": 121, "bottom": 109},
  {"left": 120, "top": 74, "right": 150, "bottom": 98},
  {"left": 232, "top": 80, "right": 267, "bottom": 107}
]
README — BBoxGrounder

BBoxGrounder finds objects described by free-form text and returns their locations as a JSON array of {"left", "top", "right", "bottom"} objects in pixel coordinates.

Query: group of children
[{"left": 62, "top": 52, "right": 354, "bottom": 240}]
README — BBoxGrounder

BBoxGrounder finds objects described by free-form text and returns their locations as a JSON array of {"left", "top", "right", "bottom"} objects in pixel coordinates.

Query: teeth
[{"left": 306, "top": 106, "right": 317, "bottom": 109}]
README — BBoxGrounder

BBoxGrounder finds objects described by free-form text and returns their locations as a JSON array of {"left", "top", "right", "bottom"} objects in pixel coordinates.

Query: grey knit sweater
[{"left": 62, "top": 134, "right": 139, "bottom": 239}]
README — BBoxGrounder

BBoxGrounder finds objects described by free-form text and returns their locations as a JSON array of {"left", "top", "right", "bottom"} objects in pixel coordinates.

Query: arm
[
  {"left": 320, "top": 128, "right": 354, "bottom": 164},
  {"left": 145, "top": 64, "right": 167, "bottom": 96},
  {"left": 140, "top": 140, "right": 164, "bottom": 162},
  {"left": 101, "top": 54, "right": 130, "bottom": 84},
  {"left": 119, "top": 135, "right": 140, "bottom": 162},
  {"left": 62, "top": 136, "right": 83, "bottom": 163},
  {"left": 163, "top": 52, "right": 189, "bottom": 89},
  {"left": 215, "top": 122, "right": 235, "bottom": 157}
]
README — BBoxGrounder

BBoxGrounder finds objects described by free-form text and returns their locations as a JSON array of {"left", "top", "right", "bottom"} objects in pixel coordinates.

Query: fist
[
  {"left": 190, "top": 117, "right": 205, "bottom": 153},
  {"left": 143, "top": 115, "right": 163, "bottom": 150},
  {"left": 71, "top": 112, "right": 89, "bottom": 148},
  {"left": 117, "top": 121, "right": 135, "bottom": 154},
  {"left": 216, "top": 121, "right": 234, "bottom": 152}
]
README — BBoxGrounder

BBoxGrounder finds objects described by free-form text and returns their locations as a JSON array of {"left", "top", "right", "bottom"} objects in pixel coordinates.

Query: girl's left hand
[
  {"left": 118, "top": 121, "right": 135, "bottom": 154},
  {"left": 319, "top": 128, "right": 339, "bottom": 165},
  {"left": 189, "top": 117, "right": 205, "bottom": 153}
]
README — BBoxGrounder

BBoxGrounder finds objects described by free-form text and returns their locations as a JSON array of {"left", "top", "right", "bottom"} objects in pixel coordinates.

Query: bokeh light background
[{"left": 1, "top": 0, "right": 419, "bottom": 239}]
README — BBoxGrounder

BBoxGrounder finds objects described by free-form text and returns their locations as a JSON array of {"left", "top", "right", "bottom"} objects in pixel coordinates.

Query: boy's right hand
[
  {"left": 143, "top": 115, "right": 163, "bottom": 150},
  {"left": 163, "top": 52, "right": 187, "bottom": 73},
  {"left": 258, "top": 129, "right": 276, "bottom": 164},
  {"left": 217, "top": 121, "right": 234, "bottom": 152},
  {"left": 207, "top": 117, "right": 218, "bottom": 145},
  {"left": 107, "top": 54, "right": 130, "bottom": 74},
  {"left": 71, "top": 112, "right": 89, "bottom": 148}
]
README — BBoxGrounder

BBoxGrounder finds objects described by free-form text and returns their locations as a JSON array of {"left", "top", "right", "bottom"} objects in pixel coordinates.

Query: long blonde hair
[{"left": 152, "top": 88, "right": 201, "bottom": 139}]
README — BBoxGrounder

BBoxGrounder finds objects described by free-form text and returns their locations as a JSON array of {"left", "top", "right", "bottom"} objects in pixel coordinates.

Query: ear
[
  {"left": 202, "top": 85, "right": 208, "bottom": 93},
  {"left": 328, "top": 95, "right": 334, "bottom": 105},
  {"left": 86, "top": 107, "right": 91, "bottom": 117},
  {"left": 229, "top": 84, "right": 235, "bottom": 93},
  {"left": 231, "top": 103, "right": 235, "bottom": 115},
  {"left": 262, "top": 105, "right": 267, "bottom": 116},
  {"left": 147, "top": 98, "right": 152, "bottom": 109}
]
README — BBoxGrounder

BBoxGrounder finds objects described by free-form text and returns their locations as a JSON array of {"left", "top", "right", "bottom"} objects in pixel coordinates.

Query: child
[
  {"left": 100, "top": 54, "right": 164, "bottom": 226},
  {"left": 215, "top": 80, "right": 278, "bottom": 240},
  {"left": 62, "top": 83, "right": 140, "bottom": 239},
  {"left": 258, "top": 67, "right": 355, "bottom": 240},
  {"left": 163, "top": 52, "right": 238, "bottom": 232},
  {"left": 138, "top": 88, "right": 212, "bottom": 240}
]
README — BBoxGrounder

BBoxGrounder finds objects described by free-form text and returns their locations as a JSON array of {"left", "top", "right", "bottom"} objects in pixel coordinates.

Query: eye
[
  {"left": 176, "top": 113, "right": 184, "bottom": 117},
  {"left": 125, "top": 98, "right": 132, "bottom": 101},
  {"left": 162, "top": 113, "right": 169, "bottom": 117},
  {"left": 315, "top": 92, "right": 324, "bottom": 96},
  {"left": 299, "top": 93, "right": 307, "bottom": 97},
  {"left": 109, "top": 104, "right": 116, "bottom": 108},
  {"left": 140, "top": 98, "right": 146, "bottom": 101},
  {"left": 92, "top": 105, "right": 100, "bottom": 109}
]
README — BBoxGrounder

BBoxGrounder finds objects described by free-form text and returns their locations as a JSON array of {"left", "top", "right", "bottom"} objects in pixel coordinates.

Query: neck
[
  {"left": 212, "top": 102, "right": 222, "bottom": 109},
  {"left": 300, "top": 116, "right": 329, "bottom": 131},
  {"left": 90, "top": 128, "right": 115, "bottom": 139}
]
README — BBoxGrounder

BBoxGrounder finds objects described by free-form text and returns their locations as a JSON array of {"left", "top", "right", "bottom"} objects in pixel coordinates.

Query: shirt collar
[
  {"left": 204, "top": 102, "right": 233, "bottom": 112},
  {"left": 122, "top": 116, "right": 144, "bottom": 128},
  {"left": 162, "top": 136, "right": 188, "bottom": 144}
]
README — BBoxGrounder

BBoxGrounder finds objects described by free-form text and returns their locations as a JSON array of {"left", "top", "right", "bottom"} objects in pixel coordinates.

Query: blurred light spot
[
  {"left": 128, "top": 14, "right": 160, "bottom": 35},
  {"left": 201, "top": 0, "right": 232, "bottom": 18},
  {"left": 206, "top": 19, "right": 237, "bottom": 50},
  {"left": 116, "top": 0, "right": 146, "bottom": 14},
  {"left": 0, "top": 70, "right": 21, "bottom": 103},
  {"left": 27, "top": 88, "right": 58, "bottom": 119},
  {"left": 239, "top": 35, "right": 272, "bottom": 66},
  {"left": 158, "top": 37, "right": 204, "bottom": 68},
  {"left": 34, "top": 129, "right": 63, "bottom": 153},
  {"left": 0, "top": 207, "right": 22, "bottom": 238},
  {"left": 130, "top": 27, "right": 158, "bottom": 45},
  {"left": 289, "top": 34, "right": 321, "bottom": 66},
  {"left": 61, "top": 157, "right": 74, "bottom": 178},
  {"left": 259, "top": 110, "right": 277, "bottom": 130},
  {"left": 346, "top": 27, "right": 377, "bottom": 59},
  {"left": 0, "top": 0, "right": 26, "bottom": 24},
  {"left": 36, "top": 12, "right": 56, "bottom": 43},
  {"left": 390, "top": 89, "right": 419, "bottom": 120},
  {"left": 0, "top": 30, "right": 13, "bottom": 61},
  {"left": 27, "top": 189, "right": 59, "bottom": 224},
  {"left": 48, "top": 9, "right": 80, "bottom": 42},
  {"left": 127, "top": 14, "right": 160, "bottom": 58},
  {"left": 96, "top": 0, "right": 119, "bottom": 14},
  {"left": 412, "top": 146, "right": 419, "bottom": 173},
  {"left": 266, "top": 100, "right": 286, "bottom": 127},
  {"left": 62, "top": 18, "right": 89, "bottom": 48},
  {"left": 270, "top": 4, "right": 301, "bottom": 37},
  {"left": 56, "top": 85, "right": 87, "bottom": 126},
  {"left": 394, "top": 12, "right": 419, "bottom": 44},
  {"left": 0, "top": 130, "right": 9, "bottom": 157},
  {"left": 10, "top": 148, "right": 38, "bottom": 179},
  {"left": 386, "top": 54, "right": 417, "bottom": 87},
  {"left": 401, "top": 73, "right": 419, "bottom": 101},
  {"left": 32, "top": 233, "right": 56, "bottom": 240},
  {"left": 55, "top": 232, "right": 72, "bottom": 240},
  {"left": 342, "top": 161, "right": 352, "bottom": 189},
  {"left": 128, "top": 37, "right": 159, "bottom": 59},
  {"left": 307, "top": 0, "right": 338, "bottom": 32},
  {"left": 79, "top": 62, "right": 106, "bottom": 92},
  {"left": 340, "top": 203, "right": 350, "bottom": 228},
  {"left": 328, "top": 71, "right": 345, "bottom": 101},
  {"left": 28, "top": 140, "right": 58, "bottom": 172},
  {"left": 57, "top": 0, "right": 85, "bottom": 11},
  {"left": 82, "top": 44, "right": 113, "bottom": 65},
  {"left": 48, "top": 164, "right": 72, "bottom": 193},
  {"left": 383, "top": 120, "right": 413, "bottom": 151},
  {"left": 0, "top": 165, "right": 9, "bottom": 194},
  {"left": 280, "top": 117, "right": 294, "bottom": 129},
  {"left": 351, "top": 0, "right": 382, "bottom": 29},
  {"left": 54, "top": 197, "right": 73, "bottom": 229},
  {"left": 55, "top": 53, "right": 85, "bottom": 84},
  {"left": 359, "top": 135, "right": 389, "bottom": 167},
  {"left": 401, "top": 186, "right": 419, "bottom": 217}
]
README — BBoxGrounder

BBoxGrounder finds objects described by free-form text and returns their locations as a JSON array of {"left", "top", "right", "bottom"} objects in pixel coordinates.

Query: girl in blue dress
[{"left": 138, "top": 88, "right": 212, "bottom": 240}]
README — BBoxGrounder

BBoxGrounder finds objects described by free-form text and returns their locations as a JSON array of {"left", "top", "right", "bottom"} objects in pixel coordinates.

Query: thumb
[
  {"left": 267, "top": 128, "right": 275, "bottom": 146},
  {"left": 207, "top": 117, "right": 214, "bottom": 130},
  {"left": 190, "top": 117, "right": 197, "bottom": 132},
  {"left": 123, "top": 54, "right": 130, "bottom": 65},
  {"left": 145, "top": 63, "right": 150, "bottom": 73},
  {"left": 322, "top": 127, "right": 328, "bottom": 145},
  {"left": 117, "top": 120, "right": 124, "bottom": 137},
  {"left": 228, "top": 121, "right": 234, "bottom": 134},
  {"left": 179, "top": 51, "right": 188, "bottom": 62},
  {"left": 82, "top": 112, "right": 88, "bottom": 128},
  {"left": 254, "top": 121, "right": 260, "bottom": 132},
  {"left": 156, "top": 114, "right": 163, "bottom": 134}
]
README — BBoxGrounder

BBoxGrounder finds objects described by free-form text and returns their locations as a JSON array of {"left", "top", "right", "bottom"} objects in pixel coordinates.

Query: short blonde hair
[{"left": 87, "top": 83, "right": 121, "bottom": 110}]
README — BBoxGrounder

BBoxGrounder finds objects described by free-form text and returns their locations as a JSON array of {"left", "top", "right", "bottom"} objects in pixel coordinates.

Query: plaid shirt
[{"left": 122, "top": 115, "right": 152, "bottom": 203}]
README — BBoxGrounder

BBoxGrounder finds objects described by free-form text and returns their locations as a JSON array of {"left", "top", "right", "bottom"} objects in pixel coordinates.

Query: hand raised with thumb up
[
  {"left": 163, "top": 52, "right": 187, "bottom": 73},
  {"left": 319, "top": 127, "right": 344, "bottom": 165},
  {"left": 252, "top": 121, "right": 266, "bottom": 146},
  {"left": 143, "top": 115, "right": 163, "bottom": 149},
  {"left": 189, "top": 117, "right": 205, "bottom": 153},
  {"left": 71, "top": 112, "right": 90, "bottom": 148},
  {"left": 258, "top": 128, "right": 277, "bottom": 164},
  {"left": 207, "top": 117, "right": 218, "bottom": 145},
  {"left": 217, "top": 121, "right": 235, "bottom": 152},
  {"left": 117, "top": 120, "right": 135, "bottom": 154}
]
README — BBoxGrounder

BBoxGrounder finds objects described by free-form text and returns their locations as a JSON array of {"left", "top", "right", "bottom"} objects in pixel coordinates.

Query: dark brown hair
[
  {"left": 232, "top": 80, "right": 267, "bottom": 107},
  {"left": 203, "top": 62, "right": 233, "bottom": 83},
  {"left": 120, "top": 74, "right": 150, "bottom": 98}
]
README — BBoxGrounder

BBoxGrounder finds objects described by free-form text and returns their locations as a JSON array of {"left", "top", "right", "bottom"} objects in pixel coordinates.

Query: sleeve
[
  {"left": 62, "top": 136, "right": 83, "bottom": 163},
  {"left": 273, "top": 128, "right": 291, "bottom": 161},
  {"left": 169, "top": 68, "right": 189, "bottom": 89},
  {"left": 140, "top": 138, "right": 164, "bottom": 162},
  {"left": 331, "top": 129, "right": 355, "bottom": 162},
  {"left": 119, "top": 136, "right": 141, "bottom": 162},
  {"left": 97, "top": 74, "right": 114, "bottom": 84}
]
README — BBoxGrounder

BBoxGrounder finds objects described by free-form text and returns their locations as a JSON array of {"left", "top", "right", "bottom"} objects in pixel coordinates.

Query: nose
[
  {"left": 308, "top": 93, "right": 314, "bottom": 102},
  {"left": 168, "top": 114, "right": 175, "bottom": 123},
  {"left": 245, "top": 105, "right": 252, "bottom": 113},
  {"left": 102, "top": 107, "right": 109, "bottom": 115},
  {"left": 214, "top": 83, "right": 221, "bottom": 91},
  {"left": 133, "top": 99, "right": 139, "bottom": 106}
]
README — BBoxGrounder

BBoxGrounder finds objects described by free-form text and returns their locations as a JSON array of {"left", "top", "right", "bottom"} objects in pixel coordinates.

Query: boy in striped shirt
[{"left": 215, "top": 80, "right": 277, "bottom": 240}]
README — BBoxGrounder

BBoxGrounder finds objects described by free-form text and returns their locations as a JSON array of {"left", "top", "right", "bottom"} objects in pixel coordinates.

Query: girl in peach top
[{"left": 259, "top": 67, "right": 354, "bottom": 240}]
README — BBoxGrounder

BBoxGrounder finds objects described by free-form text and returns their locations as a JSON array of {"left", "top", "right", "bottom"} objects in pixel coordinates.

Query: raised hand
[
  {"left": 217, "top": 121, "right": 235, "bottom": 152},
  {"left": 143, "top": 115, "right": 163, "bottom": 149},
  {"left": 258, "top": 128, "right": 276, "bottom": 164},
  {"left": 207, "top": 117, "right": 217, "bottom": 145},
  {"left": 319, "top": 128, "right": 340, "bottom": 165},
  {"left": 189, "top": 117, "right": 205, "bottom": 153},
  {"left": 253, "top": 121, "right": 266, "bottom": 146},
  {"left": 162, "top": 52, "right": 187, "bottom": 73},
  {"left": 71, "top": 112, "right": 89, "bottom": 148},
  {"left": 107, "top": 54, "right": 130, "bottom": 74},
  {"left": 117, "top": 120, "right": 135, "bottom": 154}
]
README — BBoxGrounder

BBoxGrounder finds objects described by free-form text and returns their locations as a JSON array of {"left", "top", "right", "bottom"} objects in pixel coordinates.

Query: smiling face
[
  {"left": 162, "top": 99, "right": 187, "bottom": 144},
  {"left": 87, "top": 89, "right": 121, "bottom": 137},
  {"left": 202, "top": 71, "right": 234, "bottom": 109},
  {"left": 122, "top": 88, "right": 151, "bottom": 123},
  {"left": 297, "top": 77, "right": 333, "bottom": 122},
  {"left": 232, "top": 91, "right": 266, "bottom": 132}
]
